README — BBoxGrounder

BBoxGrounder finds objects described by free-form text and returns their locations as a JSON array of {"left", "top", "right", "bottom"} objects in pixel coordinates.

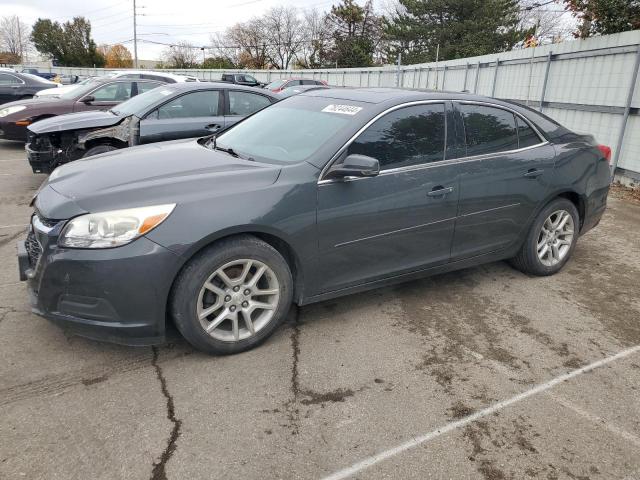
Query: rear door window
[
  {"left": 347, "top": 103, "right": 446, "bottom": 169},
  {"left": 228, "top": 91, "right": 272, "bottom": 116},
  {"left": 0, "top": 73, "right": 21, "bottom": 84},
  {"left": 460, "top": 104, "right": 519, "bottom": 156},
  {"left": 156, "top": 90, "right": 220, "bottom": 119},
  {"left": 516, "top": 116, "right": 542, "bottom": 148}
]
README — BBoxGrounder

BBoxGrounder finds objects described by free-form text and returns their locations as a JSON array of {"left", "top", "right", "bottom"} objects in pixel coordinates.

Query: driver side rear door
[{"left": 138, "top": 89, "right": 224, "bottom": 143}]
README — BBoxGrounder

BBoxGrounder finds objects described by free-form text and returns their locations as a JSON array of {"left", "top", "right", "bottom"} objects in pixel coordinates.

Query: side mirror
[
  {"left": 81, "top": 95, "right": 95, "bottom": 104},
  {"left": 325, "top": 154, "right": 380, "bottom": 180}
]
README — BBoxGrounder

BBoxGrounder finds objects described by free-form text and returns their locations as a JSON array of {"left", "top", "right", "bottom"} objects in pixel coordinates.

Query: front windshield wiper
[{"left": 212, "top": 136, "right": 240, "bottom": 158}]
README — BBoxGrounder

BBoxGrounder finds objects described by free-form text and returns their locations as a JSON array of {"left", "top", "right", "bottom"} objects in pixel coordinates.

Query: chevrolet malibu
[{"left": 18, "top": 89, "right": 611, "bottom": 355}]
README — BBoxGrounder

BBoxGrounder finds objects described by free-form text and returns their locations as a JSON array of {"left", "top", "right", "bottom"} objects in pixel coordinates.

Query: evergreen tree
[
  {"left": 564, "top": 0, "right": 640, "bottom": 38},
  {"left": 324, "top": 0, "right": 381, "bottom": 67},
  {"left": 383, "top": 0, "right": 528, "bottom": 64},
  {"left": 31, "top": 17, "right": 104, "bottom": 67}
]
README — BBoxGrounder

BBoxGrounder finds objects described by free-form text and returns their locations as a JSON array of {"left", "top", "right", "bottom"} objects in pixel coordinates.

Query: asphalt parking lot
[{"left": 0, "top": 139, "right": 639, "bottom": 480}]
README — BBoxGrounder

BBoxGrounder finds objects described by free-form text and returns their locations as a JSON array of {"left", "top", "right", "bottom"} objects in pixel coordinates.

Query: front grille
[{"left": 25, "top": 231, "right": 42, "bottom": 268}]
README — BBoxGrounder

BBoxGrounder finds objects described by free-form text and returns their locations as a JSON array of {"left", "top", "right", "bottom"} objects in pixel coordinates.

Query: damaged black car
[{"left": 25, "top": 82, "right": 278, "bottom": 173}]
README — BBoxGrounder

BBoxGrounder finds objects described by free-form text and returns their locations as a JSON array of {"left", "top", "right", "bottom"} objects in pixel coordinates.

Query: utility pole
[{"left": 133, "top": 0, "right": 138, "bottom": 68}]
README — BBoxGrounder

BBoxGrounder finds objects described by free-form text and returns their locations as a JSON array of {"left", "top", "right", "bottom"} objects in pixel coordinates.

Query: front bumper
[
  {"left": 25, "top": 137, "right": 56, "bottom": 174},
  {"left": 0, "top": 120, "right": 28, "bottom": 142},
  {"left": 18, "top": 219, "right": 183, "bottom": 346}
]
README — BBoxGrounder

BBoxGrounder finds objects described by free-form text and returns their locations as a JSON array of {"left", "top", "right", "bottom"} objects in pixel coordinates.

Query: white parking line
[
  {"left": 321, "top": 345, "right": 640, "bottom": 480},
  {"left": 548, "top": 392, "right": 640, "bottom": 448}
]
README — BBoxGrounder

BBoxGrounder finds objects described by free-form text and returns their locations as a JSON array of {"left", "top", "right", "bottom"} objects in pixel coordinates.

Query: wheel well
[
  {"left": 84, "top": 137, "right": 127, "bottom": 151},
  {"left": 557, "top": 191, "right": 585, "bottom": 229},
  {"left": 164, "top": 232, "right": 304, "bottom": 330}
]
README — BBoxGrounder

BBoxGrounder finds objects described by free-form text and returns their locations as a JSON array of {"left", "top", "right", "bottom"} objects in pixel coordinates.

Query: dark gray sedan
[
  {"left": 0, "top": 71, "right": 59, "bottom": 105},
  {"left": 18, "top": 88, "right": 611, "bottom": 355},
  {"left": 26, "top": 82, "right": 278, "bottom": 173}
]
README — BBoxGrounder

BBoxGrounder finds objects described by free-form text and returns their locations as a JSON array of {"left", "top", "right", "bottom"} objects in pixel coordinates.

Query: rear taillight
[{"left": 597, "top": 145, "right": 611, "bottom": 164}]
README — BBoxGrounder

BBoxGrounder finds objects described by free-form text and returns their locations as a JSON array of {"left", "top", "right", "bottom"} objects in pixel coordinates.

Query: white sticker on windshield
[{"left": 322, "top": 104, "right": 362, "bottom": 115}]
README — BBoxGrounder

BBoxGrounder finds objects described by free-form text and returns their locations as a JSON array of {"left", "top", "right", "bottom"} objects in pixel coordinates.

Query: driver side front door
[{"left": 314, "top": 102, "right": 460, "bottom": 295}]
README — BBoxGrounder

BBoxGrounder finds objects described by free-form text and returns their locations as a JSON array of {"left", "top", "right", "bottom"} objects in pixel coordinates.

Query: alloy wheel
[
  {"left": 537, "top": 209, "right": 575, "bottom": 267},
  {"left": 197, "top": 259, "right": 280, "bottom": 342}
]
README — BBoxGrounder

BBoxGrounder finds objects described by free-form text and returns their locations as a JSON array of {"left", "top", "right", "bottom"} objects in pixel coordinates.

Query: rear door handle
[
  {"left": 206, "top": 124, "right": 222, "bottom": 132},
  {"left": 524, "top": 168, "right": 544, "bottom": 178},
  {"left": 427, "top": 186, "right": 454, "bottom": 197}
]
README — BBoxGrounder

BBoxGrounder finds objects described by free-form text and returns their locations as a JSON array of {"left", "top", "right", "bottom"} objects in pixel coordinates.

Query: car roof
[
  {"left": 108, "top": 70, "right": 198, "bottom": 81},
  {"left": 301, "top": 87, "right": 528, "bottom": 107},
  {"left": 162, "top": 81, "right": 278, "bottom": 97}
]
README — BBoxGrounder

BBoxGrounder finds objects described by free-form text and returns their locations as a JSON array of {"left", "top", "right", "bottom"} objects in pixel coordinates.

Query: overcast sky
[{"left": 4, "top": 0, "right": 352, "bottom": 61}]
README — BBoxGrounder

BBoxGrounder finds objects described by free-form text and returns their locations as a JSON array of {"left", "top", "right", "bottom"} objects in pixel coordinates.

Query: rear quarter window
[{"left": 460, "top": 104, "right": 519, "bottom": 156}]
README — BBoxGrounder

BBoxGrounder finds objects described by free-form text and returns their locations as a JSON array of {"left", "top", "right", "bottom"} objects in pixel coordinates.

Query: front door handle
[
  {"left": 206, "top": 124, "right": 222, "bottom": 132},
  {"left": 427, "top": 186, "right": 454, "bottom": 197},
  {"left": 523, "top": 168, "right": 544, "bottom": 178}
]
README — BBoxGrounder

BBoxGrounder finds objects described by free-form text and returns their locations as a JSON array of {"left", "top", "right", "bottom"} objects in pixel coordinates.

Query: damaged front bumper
[{"left": 25, "top": 133, "right": 60, "bottom": 174}]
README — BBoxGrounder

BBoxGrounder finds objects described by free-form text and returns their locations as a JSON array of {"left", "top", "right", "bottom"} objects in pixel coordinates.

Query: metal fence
[{"left": 23, "top": 30, "right": 640, "bottom": 179}]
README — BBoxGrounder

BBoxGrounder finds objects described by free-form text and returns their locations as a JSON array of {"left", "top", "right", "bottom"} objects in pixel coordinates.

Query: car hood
[
  {"left": 29, "top": 110, "right": 123, "bottom": 134},
  {"left": 36, "top": 138, "right": 281, "bottom": 218},
  {"left": 36, "top": 85, "right": 76, "bottom": 97}
]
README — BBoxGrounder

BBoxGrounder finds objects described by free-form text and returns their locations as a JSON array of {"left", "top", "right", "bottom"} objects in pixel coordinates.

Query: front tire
[
  {"left": 510, "top": 198, "right": 579, "bottom": 276},
  {"left": 83, "top": 144, "right": 118, "bottom": 158},
  {"left": 170, "top": 235, "right": 293, "bottom": 355}
]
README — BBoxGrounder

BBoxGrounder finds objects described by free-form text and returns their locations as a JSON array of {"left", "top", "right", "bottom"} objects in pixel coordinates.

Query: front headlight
[
  {"left": 0, "top": 105, "right": 26, "bottom": 118},
  {"left": 58, "top": 204, "right": 176, "bottom": 249}
]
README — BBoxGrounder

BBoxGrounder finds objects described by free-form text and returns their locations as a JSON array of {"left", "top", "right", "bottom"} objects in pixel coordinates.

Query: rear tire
[
  {"left": 83, "top": 144, "right": 118, "bottom": 158},
  {"left": 170, "top": 235, "right": 293, "bottom": 355},
  {"left": 510, "top": 198, "right": 579, "bottom": 276}
]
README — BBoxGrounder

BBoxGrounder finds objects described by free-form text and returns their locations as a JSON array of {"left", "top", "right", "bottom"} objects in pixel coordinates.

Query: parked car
[
  {"left": 35, "top": 71, "right": 197, "bottom": 99},
  {"left": 0, "top": 72, "right": 60, "bottom": 106},
  {"left": 264, "top": 78, "right": 328, "bottom": 93},
  {"left": 21, "top": 68, "right": 60, "bottom": 82},
  {"left": 275, "top": 84, "right": 331, "bottom": 99},
  {"left": 18, "top": 88, "right": 611, "bottom": 355},
  {"left": 0, "top": 76, "right": 166, "bottom": 142},
  {"left": 221, "top": 73, "right": 263, "bottom": 88},
  {"left": 26, "top": 82, "right": 278, "bottom": 173}
]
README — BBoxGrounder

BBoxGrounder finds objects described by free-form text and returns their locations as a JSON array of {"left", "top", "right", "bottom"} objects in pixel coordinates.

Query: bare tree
[
  {"left": 261, "top": 6, "right": 304, "bottom": 69},
  {"left": 296, "top": 9, "right": 332, "bottom": 68},
  {"left": 0, "top": 15, "right": 31, "bottom": 62},
  {"left": 519, "top": 0, "right": 575, "bottom": 44},
  {"left": 226, "top": 18, "right": 268, "bottom": 69},
  {"left": 162, "top": 41, "right": 198, "bottom": 68}
]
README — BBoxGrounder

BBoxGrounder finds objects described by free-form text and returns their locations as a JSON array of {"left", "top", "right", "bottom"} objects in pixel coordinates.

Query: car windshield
[
  {"left": 59, "top": 80, "right": 102, "bottom": 100},
  {"left": 265, "top": 80, "right": 286, "bottom": 89},
  {"left": 111, "top": 86, "right": 174, "bottom": 116},
  {"left": 212, "top": 97, "right": 360, "bottom": 164}
]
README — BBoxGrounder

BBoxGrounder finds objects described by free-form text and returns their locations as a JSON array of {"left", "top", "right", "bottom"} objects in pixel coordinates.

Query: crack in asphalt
[
  {"left": 0, "top": 306, "right": 17, "bottom": 324},
  {"left": 285, "top": 306, "right": 302, "bottom": 435},
  {"left": 150, "top": 346, "right": 182, "bottom": 480}
]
